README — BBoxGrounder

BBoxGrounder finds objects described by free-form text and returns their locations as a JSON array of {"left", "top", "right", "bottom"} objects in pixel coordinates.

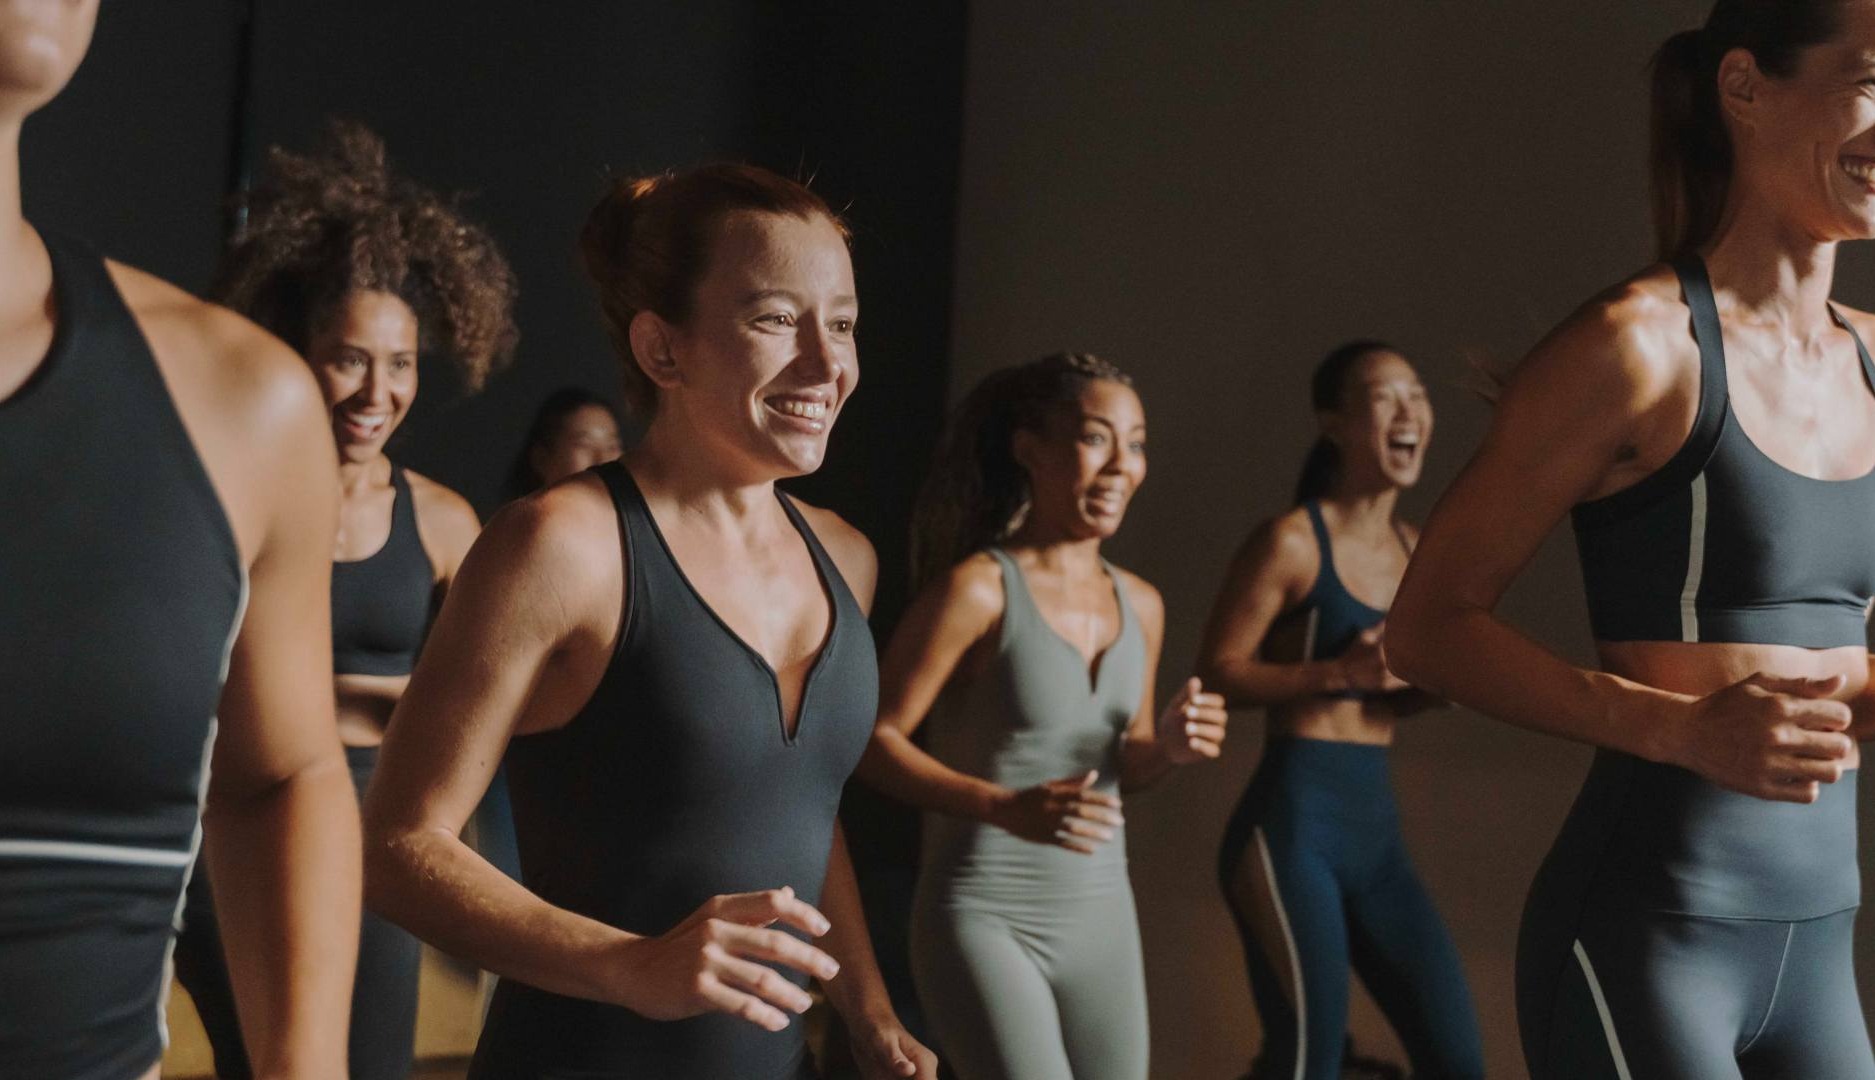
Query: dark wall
[
  {"left": 24, "top": 0, "right": 966, "bottom": 627},
  {"left": 950, "top": 4, "right": 1875, "bottom": 1078},
  {"left": 25, "top": 11, "right": 962, "bottom": 1062}
]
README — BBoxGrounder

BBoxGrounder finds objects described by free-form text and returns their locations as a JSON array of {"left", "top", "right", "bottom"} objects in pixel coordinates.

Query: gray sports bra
[{"left": 1572, "top": 255, "right": 1875, "bottom": 649}]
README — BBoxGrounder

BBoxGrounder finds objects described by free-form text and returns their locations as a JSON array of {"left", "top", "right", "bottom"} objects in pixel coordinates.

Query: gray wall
[{"left": 951, "top": 3, "right": 1875, "bottom": 1078}]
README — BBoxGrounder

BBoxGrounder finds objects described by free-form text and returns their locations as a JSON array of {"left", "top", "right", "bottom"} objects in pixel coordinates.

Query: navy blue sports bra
[
  {"left": 1572, "top": 256, "right": 1875, "bottom": 649},
  {"left": 1268, "top": 501, "right": 1410, "bottom": 696}
]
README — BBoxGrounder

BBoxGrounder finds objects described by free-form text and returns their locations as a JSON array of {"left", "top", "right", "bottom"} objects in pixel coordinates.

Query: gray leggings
[
  {"left": 911, "top": 887, "right": 1148, "bottom": 1080},
  {"left": 1521, "top": 904, "right": 1874, "bottom": 1079}
]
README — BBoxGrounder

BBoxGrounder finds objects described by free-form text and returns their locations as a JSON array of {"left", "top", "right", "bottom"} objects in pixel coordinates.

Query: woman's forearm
[
  {"left": 1388, "top": 604, "right": 1692, "bottom": 760},
  {"left": 815, "top": 827, "right": 896, "bottom": 1022},
  {"left": 205, "top": 756, "right": 359, "bottom": 1079},
  {"left": 1197, "top": 654, "right": 1345, "bottom": 709},
  {"left": 365, "top": 824, "right": 633, "bottom": 1005},
  {"left": 857, "top": 729, "right": 1010, "bottom": 824}
]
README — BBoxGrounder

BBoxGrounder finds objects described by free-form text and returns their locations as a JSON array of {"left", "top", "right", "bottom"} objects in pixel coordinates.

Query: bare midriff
[
  {"left": 1600, "top": 639, "right": 1867, "bottom": 769},
  {"left": 335, "top": 672, "right": 407, "bottom": 748},
  {"left": 1268, "top": 696, "right": 1395, "bottom": 746}
]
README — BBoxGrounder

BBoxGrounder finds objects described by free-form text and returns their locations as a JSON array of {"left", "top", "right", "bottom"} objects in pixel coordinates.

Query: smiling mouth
[
  {"left": 765, "top": 395, "right": 832, "bottom": 432},
  {"left": 1841, "top": 156, "right": 1875, "bottom": 190},
  {"left": 337, "top": 410, "right": 390, "bottom": 441},
  {"left": 1087, "top": 488, "right": 1128, "bottom": 515},
  {"left": 1385, "top": 432, "right": 1421, "bottom": 464}
]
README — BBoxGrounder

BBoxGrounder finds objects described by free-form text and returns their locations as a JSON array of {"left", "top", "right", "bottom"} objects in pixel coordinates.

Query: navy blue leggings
[{"left": 1219, "top": 737, "right": 1482, "bottom": 1080}]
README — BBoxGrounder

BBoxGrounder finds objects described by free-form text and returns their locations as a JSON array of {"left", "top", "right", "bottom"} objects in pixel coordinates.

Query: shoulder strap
[
  {"left": 1828, "top": 304, "right": 1875, "bottom": 397},
  {"left": 1670, "top": 254, "right": 1732, "bottom": 436},
  {"left": 984, "top": 546, "right": 1034, "bottom": 630},
  {"left": 775, "top": 489, "right": 863, "bottom": 618},
  {"left": 388, "top": 464, "right": 419, "bottom": 539},
  {"left": 1303, "top": 500, "right": 1335, "bottom": 566}
]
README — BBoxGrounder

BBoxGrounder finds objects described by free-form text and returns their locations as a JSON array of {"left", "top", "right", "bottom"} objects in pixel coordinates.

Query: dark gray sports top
[
  {"left": 0, "top": 231, "right": 247, "bottom": 1078},
  {"left": 331, "top": 465, "right": 433, "bottom": 677},
  {"left": 1564, "top": 255, "right": 1874, "bottom": 920},
  {"left": 1572, "top": 255, "right": 1875, "bottom": 649},
  {"left": 473, "top": 462, "right": 876, "bottom": 1080}
]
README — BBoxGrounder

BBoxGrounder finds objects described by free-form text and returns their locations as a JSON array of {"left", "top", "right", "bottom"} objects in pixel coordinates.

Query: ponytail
[
  {"left": 910, "top": 353, "right": 1132, "bottom": 591},
  {"left": 1649, "top": 29, "right": 1728, "bottom": 260},
  {"left": 1293, "top": 438, "right": 1341, "bottom": 506}
]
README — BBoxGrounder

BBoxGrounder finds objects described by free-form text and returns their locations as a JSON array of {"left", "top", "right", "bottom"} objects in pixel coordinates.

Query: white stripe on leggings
[
  {"left": 1255, "top": 828, "right": 1307, "bottom": 1080},
  {"left": 1572, "top": 939, "right": 1633, "bottom": 1080}
]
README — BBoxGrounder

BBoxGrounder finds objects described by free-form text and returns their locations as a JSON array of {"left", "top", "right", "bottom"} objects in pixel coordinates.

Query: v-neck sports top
[
  {"left": 476, "top": 461, "right": 876, "bottom": 1079},
  {"left": 918, "top": 546, "right": 1146, "bottom": 899}
]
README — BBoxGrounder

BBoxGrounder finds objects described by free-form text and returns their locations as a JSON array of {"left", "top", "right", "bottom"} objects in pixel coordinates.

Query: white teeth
[
  {"left": 772, "top": 399, "right": 828, "bottom": 420},
  {"left": 1842, "top": 159, "right": 1875, "bottom": 183},
  {"left": 342, "top": 412, "right": 387, "bottom": 434}
]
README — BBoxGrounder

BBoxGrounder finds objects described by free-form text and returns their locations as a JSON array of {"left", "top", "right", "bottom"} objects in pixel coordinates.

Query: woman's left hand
[
  {"left": 850, "top": 1013, "right": 940, "bottom": 1079},
  {"left": 1155, "top": 676, "right": 1229, "bottom": 763}
]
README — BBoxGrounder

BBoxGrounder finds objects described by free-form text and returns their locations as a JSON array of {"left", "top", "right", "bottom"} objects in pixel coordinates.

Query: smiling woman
[
  {"left": 1385, "top": 1, "right": 1875, "bottom": 1077},
  {"left": 855, "top": 353, "right": 1230, "bottom": 1080},
  {"left": 1194, "top": 342, "right": 1482, "bottom": 1080},
  {"left": 169, "top": 120, "right": 519, "bottom": 1080},
  {"left": 359, "top": 163, "right": 935, "bottom": 1080}
]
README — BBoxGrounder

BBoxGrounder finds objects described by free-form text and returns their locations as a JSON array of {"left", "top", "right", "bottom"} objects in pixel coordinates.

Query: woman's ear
[
  {"left": 1716, "top": 46, "right": 1762, "bottom": 134},
  {"left": 1010, "top": 424, "right": 1040, "bottom": 473},
  {"left": 1314, "top": 409, "right": 1340, "bottom": 447},
  {"left": 628, "top": 310, "right": 683, "bottom": 393}
]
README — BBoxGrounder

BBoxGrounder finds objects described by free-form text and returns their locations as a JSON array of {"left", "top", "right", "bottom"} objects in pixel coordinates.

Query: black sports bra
[{"left": 331, "top": 465, "right": 434, "bottom": 676}]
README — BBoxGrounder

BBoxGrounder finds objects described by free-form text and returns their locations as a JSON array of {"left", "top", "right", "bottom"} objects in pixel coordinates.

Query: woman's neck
[
  {"left": 1320, "top": 481, "right": 1401, "bottom": 536},
  {"left": 1702, "top": 190, "right": 1841, "bottom": 337},
  {"left": 337, "top": 455, "right": 390, "bottom": 498},
  {"left": 0, "top": 122, "right": 35, "bottom": 283},
  {"left": 626, "top": 415, "right": 779, "bottom": 528},
  {"left": 1003, "top": 519, "right": 1105, "bottom": 578}
]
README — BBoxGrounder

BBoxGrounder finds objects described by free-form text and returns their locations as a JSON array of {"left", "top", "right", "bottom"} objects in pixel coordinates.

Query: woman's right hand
[
  {"left": 608, "top": 887, "right": 841, "bottom": 1032},
  {"left": 1672, "top": 673, "right": 1854, "bottom": 803},
  {"left": 989, "top": 770, "right": 1124, "bottom": 853},
  {"left": 1336, "top": 625, "right": 1411, "bottom": 694}
]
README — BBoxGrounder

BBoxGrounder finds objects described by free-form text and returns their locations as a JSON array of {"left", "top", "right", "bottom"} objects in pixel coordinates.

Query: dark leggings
[
  {"left": 173, "top": 745, "right": 421, "bottom": 1080},
  {"left": 1218, "top": 737, "right": 1483, "bottom": 1080}
]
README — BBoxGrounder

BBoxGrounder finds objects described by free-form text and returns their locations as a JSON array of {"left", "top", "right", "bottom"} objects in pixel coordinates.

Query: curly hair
[
  {"left": 214, "top": 119, "right": 518, "bottom": 392},
  {"left": 909, "top": 352, "right": 1133, "bottom": 591}
]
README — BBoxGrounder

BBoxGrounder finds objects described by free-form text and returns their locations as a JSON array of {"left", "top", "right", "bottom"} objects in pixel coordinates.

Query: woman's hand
[
  {"left": 1153, "top": 676, "right": 1229, "bottom": 762},
  {"left": 849, "top": 1012, "right": 940, "bottom": 1079},
  {"left": 989, "top": 770, "right": 1124, "bottom": 853},
  {"left": 1338, "top": 624, "right": 1411, "bottom": 694},
  {"left": 607, "top": 887, "right": 839, "bottom": 1031},
  {"left": 1668, "top": 673, "right": 1854, "bottom": 803}
]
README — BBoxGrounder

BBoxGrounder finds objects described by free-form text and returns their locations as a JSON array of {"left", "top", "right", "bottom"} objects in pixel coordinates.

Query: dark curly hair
[
  {"left": 214, "top": 119, "right": 519, "bottom": 391},
  {"left": 909, "top": 352, "right": 1133, "bottom": 591}
]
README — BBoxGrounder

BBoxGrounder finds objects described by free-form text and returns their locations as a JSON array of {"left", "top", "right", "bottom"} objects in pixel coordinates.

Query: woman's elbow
[{"left": 1383, "top": 589, "right": 1445, "bottom": 690}]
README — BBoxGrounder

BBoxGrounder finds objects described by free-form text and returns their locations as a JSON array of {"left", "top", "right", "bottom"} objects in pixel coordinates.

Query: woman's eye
[
  {"left": 1082, "top": 433, "right": 1107, "bottom": 447},
  {"left": 831, "top": 318, "right": 856, "bottom": 334},
  {"left": 760, "top": 312, "right": 795, "bottom": 327}
]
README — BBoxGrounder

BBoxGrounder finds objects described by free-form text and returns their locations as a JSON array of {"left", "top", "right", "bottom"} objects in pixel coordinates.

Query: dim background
[{"left": 29, "top": 2, "right": 1875, "bottom": 1078}]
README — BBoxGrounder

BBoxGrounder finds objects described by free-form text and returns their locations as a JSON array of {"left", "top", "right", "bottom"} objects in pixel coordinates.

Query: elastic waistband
[{"left": 1259, "top": 735, "right": 1390, "bottom": 782}]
